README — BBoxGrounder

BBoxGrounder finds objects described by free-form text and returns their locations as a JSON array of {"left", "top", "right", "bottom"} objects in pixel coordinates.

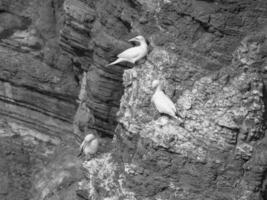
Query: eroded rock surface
[
  {"left": 76, "top": 0, "right": 267, "bottom": 200},
  {"left": 1, "top": 0, "right": 267, "bottom": 200},
  {"left": 0, "top": 0, "right": 82, "bottom": 200}
]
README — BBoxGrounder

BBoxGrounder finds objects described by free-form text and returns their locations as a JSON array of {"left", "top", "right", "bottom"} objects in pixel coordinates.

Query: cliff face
[
  {"left": 73, "top": 0, "right": 267, "bottom": 200},
  {"left": 1, "top": 0, "right": 267, "bottom": 200},
  {"left": 0, "top": 1, "right": 82, "bottom": 200}
]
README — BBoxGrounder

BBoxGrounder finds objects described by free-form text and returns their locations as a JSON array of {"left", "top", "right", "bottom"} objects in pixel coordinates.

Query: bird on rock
[
  {"left": 78, "top": 133, "right": 99, "bottom": 160},
  {"left": 107, "top": 35, "right": 148, "bottom": 66},
  {"left": 151, "top": 80, "right": 180, "bottom": 119}
]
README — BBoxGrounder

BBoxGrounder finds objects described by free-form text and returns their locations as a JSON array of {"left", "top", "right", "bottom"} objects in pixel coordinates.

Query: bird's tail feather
[{"left": 106, "top": 58, "right": 126, "bottom": 66}]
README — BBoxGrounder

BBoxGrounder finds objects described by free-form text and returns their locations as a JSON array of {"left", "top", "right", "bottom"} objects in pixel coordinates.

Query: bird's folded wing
[
  {"left": 118, "top": 47, "right": 139, "bottom": 59},
  {"left": 158, "top": 92, "right": 176, "bottom": 109},
  {"left": 160, "top": 91, "right": 176, "bottom": 111}
]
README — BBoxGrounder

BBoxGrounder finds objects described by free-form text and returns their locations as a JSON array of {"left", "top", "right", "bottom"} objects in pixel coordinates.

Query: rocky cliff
[
  {"left": 0, "top": 1, "right": 82, "bottom": 200},
  {"left": 0, "top": 0, "right": 267, "bottom": 200},
  {"left": 73, "top": 0, "right": 267, "bottom": 199}
]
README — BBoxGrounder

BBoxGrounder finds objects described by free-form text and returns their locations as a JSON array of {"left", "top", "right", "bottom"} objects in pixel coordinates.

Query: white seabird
[
  {"left": 78, "top": 133, "right": 99, "bottom": 159},
  {"left": 107, "top": 35, "right": 148, "bottom": 66},
  {"left": 151, "top": 80, "right": 179, "bottom": 119}
]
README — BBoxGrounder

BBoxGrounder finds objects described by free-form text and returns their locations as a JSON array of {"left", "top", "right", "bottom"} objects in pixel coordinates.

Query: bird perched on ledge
[
  {"left": 106, "top": 35, "right": 148, "bottom": 66},
  {"left": 78, "top": 133, "right": 99, "bottom": 160},
  {"left": 151, "top": 80, "right": 180, "bottom": 120}
]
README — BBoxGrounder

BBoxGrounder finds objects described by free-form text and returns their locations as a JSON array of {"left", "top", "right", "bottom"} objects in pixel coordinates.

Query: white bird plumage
[
  {"left": 107, "top": 35, "right": 148, "bottom": 66},
  {"left": 78, "top": 133, "right": 99, "bottom": 159},
  {"left": 151, "top": 80, "right": 178, "bottom": 119}
]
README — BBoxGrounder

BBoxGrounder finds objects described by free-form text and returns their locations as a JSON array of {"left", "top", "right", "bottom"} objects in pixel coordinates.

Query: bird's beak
[{"left": 128, "top": 37, "right": 137, "bottom": 42}]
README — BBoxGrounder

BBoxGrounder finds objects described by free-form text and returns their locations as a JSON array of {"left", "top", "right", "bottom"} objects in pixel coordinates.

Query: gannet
[
  {"left": 107, "top": 35, "right": 148, "bottom": 66},
  {"left": 78, "top": 133, "right": 99, "bottom": 159},
  {"left": 151, "top": 80, "right": 179, "bottom": 119}
]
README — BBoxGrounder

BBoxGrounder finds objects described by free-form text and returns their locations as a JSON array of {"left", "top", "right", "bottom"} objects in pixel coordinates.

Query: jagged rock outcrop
[
  {"left": 60, "top": 0, "right": 128, "bottom": 135},
  {"left": 75, "top": 0, "right": 267, "bottom": 200},
  {"left": 0, "top": 1, "right": 83, "bottom": 200},
  {"left": 1, "top": 0, "right": 267, "bottom": 200}
]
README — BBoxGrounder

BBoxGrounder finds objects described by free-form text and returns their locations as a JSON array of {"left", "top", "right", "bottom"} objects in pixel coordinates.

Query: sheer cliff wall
[
  {"left": 71, "top": 0, "right": 267, "bottom": 200},
  {"left": 0, "top": 0, "right": 267, "bottom": 200}
]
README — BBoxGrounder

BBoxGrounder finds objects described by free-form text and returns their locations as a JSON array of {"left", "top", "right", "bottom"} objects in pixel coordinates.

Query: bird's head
[{"left": 128, "top": 35, "right": 146, "bottom": 43}]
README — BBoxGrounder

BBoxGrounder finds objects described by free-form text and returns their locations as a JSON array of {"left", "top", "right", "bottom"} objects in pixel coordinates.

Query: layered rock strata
[
  {"left": 0, "top": 1, "right": 83, "bottom": 200},
  {"left": 77, "top": 0, "right": 267, "bottom": 200},
  {"left": 1, "top": 0, "right": 267, "bottom": 200},
  {"left": 60, "top": 0, "right": 128, "bottom": 136}
]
